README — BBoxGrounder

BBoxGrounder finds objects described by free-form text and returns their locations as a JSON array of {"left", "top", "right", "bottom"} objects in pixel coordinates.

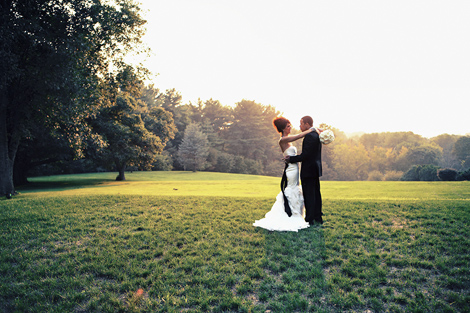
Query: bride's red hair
[{"left": 273, "top": 117, "right": 290, "bottom": 133}]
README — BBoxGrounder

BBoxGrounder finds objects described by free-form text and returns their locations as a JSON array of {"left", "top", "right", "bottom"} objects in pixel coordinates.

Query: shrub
[
  {"left": 419, "top": 165, "right": 441, "bottom": 181},
  {"left": 152, "top": 153, "right": 173, "bottom": 171},
  {"left": 231, "top": 156, "right": 247, "bottom": 174},
  {"left": 367, "top": 170, "right": 383, "bottom": 181},
  {"left": 214, "top": 152, "right": 234, "bottom": 173},
  {"left": 457, "top": 168, "right": 470, "bottom": 181},
  {"left": 401, "top": 165, "right": 420, "bottom": 181},
  {"left": 384, "top": 171, "right": 404, "bottom": 181},
  {"left": 401, "top": 165, "right": 441, "bottom": 181},
  {"left": 438, "top": 168, "right": 458, "bottom": 181}
]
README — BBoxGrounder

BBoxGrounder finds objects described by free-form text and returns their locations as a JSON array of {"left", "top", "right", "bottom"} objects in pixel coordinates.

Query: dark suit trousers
[{"left": 302, "top": 177, "right": 322, "bottom": 223}]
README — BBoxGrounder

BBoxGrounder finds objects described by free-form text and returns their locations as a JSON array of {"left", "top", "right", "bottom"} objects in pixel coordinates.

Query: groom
[{"left": 285, "top": 116, "right": 323, "bottom": 225}]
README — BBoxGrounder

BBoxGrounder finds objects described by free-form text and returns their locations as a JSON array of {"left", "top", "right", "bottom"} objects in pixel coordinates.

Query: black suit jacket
[{"left": 288, "top": 131, "right": 322, "bottom": 178}]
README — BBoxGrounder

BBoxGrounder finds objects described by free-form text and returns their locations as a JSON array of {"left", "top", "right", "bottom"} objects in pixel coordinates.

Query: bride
[{"left": 253, "top": 117, "right": 317, "bottom": 232}]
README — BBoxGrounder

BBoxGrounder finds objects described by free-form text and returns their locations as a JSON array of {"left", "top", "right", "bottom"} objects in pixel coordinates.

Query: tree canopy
[
  {"left": 92, "top": 92, "right": 175, "bottom": 180},
  {"left": 0, "top": 0, "right": 147, "bottom": 195}
]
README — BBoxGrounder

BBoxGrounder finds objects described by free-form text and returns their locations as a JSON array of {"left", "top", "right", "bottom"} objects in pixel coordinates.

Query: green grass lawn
[{"left": 1, "top": 172, "right": 469, "bottom": 312}]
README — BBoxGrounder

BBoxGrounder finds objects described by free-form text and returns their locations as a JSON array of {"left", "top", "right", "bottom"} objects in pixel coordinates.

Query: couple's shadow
[{"left": 257, "top": 226, "right": 328, "bottom": 311}]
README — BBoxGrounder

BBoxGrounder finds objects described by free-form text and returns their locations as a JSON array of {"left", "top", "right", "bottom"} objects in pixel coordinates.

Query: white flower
[{"left": 320, "top": 129, "right": 335, "bottom": 144}]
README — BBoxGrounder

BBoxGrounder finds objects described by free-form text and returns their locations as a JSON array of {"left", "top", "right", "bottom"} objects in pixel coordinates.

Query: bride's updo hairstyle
[{"left": 273, "top": 117, "right": 290, "bottom": 133}]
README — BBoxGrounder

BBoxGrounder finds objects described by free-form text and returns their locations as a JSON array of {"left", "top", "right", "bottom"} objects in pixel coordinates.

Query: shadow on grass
[
  {"left": 258, "top": 226, "right": 329, "bottom": 312},
  {"left": 17, "top": 176, "right": 116, "bottom": 193}
]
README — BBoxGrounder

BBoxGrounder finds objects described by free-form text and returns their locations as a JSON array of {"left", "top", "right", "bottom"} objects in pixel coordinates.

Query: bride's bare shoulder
[{"left": 279, "top": 142, "right": 291, "bottom": 152}]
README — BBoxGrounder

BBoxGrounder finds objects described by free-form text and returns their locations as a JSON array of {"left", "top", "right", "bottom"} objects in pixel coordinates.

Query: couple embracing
[{"left": 253, "top": 116, "right": 325, "bottom": 232}]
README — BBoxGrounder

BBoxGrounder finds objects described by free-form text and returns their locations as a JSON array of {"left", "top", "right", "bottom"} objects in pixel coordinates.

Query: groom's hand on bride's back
[{"left": 284, "top": 156, "right": 290, "bottom": 163}]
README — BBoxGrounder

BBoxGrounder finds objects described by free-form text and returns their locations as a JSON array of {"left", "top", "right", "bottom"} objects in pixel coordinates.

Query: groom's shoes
[{"left": 309, "top": 218, "right": 323, "bottom": 226}]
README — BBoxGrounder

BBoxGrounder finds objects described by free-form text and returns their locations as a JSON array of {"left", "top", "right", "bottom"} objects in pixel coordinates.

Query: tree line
[
  {"left": 128, "top": 88, "right": 470, "bottom": 183},
  {"left": 2, "top": 1, "right": 469, "bottom": 197},
  {"left": 25, "top": 85, "right": 470, "bottom": 183}
]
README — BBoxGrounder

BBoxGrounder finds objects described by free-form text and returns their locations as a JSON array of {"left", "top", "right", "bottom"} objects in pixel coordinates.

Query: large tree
[
  {"left": 431, "top": 134, "right": 462, "bottom": 170},
  {"left": 201, "top": 99, "right": 233, "bottom": 133},
  {"left": 332, "top": 141, "right": 371, "bottom": 181},
  {"left": 225, "top": 100, "right": 280, "bottom": 165},
  {"left": 394, "top": 144, "right": 443, "bottom": 172},
  {"left": 198, "top": 99, "right": 233, "bottom": 149},
  {"left": 0, "top": 0, "right": 146, "bottom": 196},
  {"left": 158, "top": 89, "right": 194, "bottom": 170},
  {"left": 92, "top": 91, "right": 175, "bottom": 181},
  {"left": 453, "top": 136, "right": 470, "bottom": 169},
  {"left": 359, "top": 132, "right": 427, "bottom": 151}
]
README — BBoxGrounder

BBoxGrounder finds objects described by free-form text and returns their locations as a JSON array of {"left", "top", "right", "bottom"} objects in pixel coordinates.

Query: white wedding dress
[{"left": 253, "top": 146, "right": 310, "bottom": 232}]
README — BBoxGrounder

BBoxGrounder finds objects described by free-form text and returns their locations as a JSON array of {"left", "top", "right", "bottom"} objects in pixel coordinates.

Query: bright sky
[{"left": 135, "top": 0, "right": 470, "bottom": 138}]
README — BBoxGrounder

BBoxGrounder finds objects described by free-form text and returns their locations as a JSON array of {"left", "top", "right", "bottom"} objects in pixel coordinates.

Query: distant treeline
[{"left": 27, "top": 87, "right": 470, "bottom": 182}]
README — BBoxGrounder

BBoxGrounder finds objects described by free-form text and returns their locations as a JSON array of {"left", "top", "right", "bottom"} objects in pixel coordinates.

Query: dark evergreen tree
[{"left": 177, "top": 123, "right": 210, "bottom": 171}]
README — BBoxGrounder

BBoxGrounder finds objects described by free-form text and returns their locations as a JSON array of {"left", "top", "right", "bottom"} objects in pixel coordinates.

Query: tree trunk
[
  {"left": 116, "top": 163, "right": 126, "bottom": 181},
  {"left": 0, "top": 146, "right": 14, "bottom": 196},
  {"left": 0, "top": 86, "right": 16, "bottom": 196},
  {"left": 13, "top": 155, "right": 29, "bottom": 186}
]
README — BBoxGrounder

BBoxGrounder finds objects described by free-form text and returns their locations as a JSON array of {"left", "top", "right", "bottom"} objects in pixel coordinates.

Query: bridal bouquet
[{"left": 319, "top": 129, "right": 335, "bottom": 144}]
